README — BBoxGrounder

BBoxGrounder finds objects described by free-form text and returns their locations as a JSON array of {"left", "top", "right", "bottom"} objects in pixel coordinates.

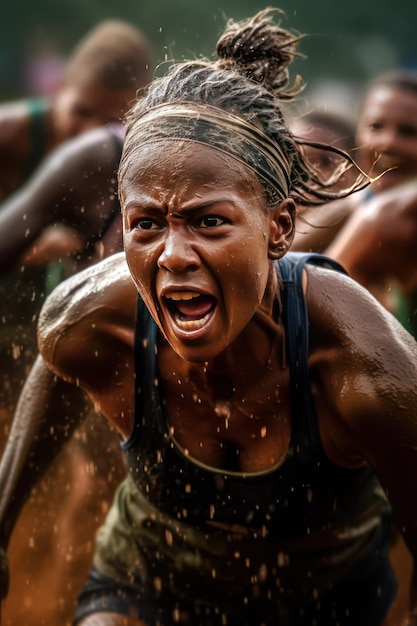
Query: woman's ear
[{"left": 268, "top": 198, "right": 296, "bottom": 260}]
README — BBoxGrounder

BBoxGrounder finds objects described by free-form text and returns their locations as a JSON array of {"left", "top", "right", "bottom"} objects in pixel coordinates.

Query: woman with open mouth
[{"left": 0, "top": 8, "right": 417, "bottom": 626}]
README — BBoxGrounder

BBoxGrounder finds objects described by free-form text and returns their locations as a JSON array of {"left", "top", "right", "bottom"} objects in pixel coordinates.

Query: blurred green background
[{"left": 1, "top": 0, "right": 415, "bottom": 112}]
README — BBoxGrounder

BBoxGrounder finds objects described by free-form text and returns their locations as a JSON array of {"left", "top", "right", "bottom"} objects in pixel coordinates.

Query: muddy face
[{"left": 121, "top": 140, "right": 280, "bottom": 363}]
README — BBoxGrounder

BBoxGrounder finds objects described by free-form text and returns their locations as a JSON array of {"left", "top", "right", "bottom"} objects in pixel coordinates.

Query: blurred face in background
[
  {"left": 290, "top": 113, "right": 357, "bottom": 191},
  {"left": 50, "top": 79, "right": 133, "bottom": 145},
  {"left": 356, "top": 84, "right": 417, "bottom": 193}
]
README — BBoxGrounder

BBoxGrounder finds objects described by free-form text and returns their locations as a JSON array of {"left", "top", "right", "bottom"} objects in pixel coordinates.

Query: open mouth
[{"left": 164, "top": 291, "right": 216, "bottom": 332}]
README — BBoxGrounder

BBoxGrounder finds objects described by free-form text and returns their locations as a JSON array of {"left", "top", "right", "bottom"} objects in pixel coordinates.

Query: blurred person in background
[
  {"left": 290, "top": 106, "right": 357, "bottom": 188},
  {"left": 0, "top": 19, "right": 152, "bottom": 201},
  {"left": 324, "top": 70, "right": 417, "bottom": 334},
  {"left": 293, "top": 69, "right": 417, "bottom": 330},
  {"left": 0, "top": 19, "right": 153, "bottom": 626},
  {"left": 0, "top": 16, "right": 152, "bottom": 425}
]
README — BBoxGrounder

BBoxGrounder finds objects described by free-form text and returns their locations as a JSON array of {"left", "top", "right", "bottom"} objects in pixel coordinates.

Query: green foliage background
[{"left": 0, "top": 0, "right": 415, "bottom": 103}]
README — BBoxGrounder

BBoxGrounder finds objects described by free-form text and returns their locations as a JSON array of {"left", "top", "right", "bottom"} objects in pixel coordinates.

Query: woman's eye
[
  {"left": 136, "top": 218, "right": 157, "bottom": 231},
  {"left": 198, "top": 215, "right": 225, "bottom": 228},
  {"left": 370, "top": 122, "right": 382, "bottom": 131}
]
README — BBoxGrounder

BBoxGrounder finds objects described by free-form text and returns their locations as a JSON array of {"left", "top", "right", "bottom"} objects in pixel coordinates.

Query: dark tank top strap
[
  {"left": 121, "top": 297, "right": 158, "bottom": 449},
  {"left": 278, "top": 252, "right": 347, "bottom": 453}
]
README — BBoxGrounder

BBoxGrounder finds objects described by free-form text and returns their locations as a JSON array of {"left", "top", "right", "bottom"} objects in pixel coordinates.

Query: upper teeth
[{"left": 167, "top": 291, "right": 200, "bottom": 301}]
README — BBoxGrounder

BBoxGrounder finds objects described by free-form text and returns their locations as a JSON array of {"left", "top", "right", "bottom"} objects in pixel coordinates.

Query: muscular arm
[
  {"left": 0, "top": 126, "right": 122, "bottom": 272},
  {"left": 306, "top": 266, "right": 417, "bottom": 619},
  {"left": 0, "top": 355, "right": 91, "bottom": 598},
  {"left": 326, "top": 180, "right": 417, "bottom": 293},
  {"left": 38, "top": 252, "right": 137, "bottom": 435},
  {"left": 0, "top": 253, "right": 136, "bottom": 600}
]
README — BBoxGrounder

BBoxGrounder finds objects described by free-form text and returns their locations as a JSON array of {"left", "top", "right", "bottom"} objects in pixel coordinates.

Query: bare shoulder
[
  {"left": 38, "top": 252, "right": 137, "bottom": 379},
  {"left": 62, "top": 125, "right": 122, "bottom": 160},
  {"left": 326, "top": 179, "right": 417, "bottom": 290},
  {"left": 304, "top": 263, "right": 417, "bottom": 551},
  {"left": 44, "top": 126, "right": 123, "bottom": 177},
  {"left": 362, "top": 178, "right": 417, "bottom": 237},
  {"left": 305, "top": 262, "right": 417, "bottom": 370},
  {"left": 304, "top": 262, "right": 417, "bottom": 438},
  {"left": 373, "top": 177, "right": 417, "bottom": 207}
]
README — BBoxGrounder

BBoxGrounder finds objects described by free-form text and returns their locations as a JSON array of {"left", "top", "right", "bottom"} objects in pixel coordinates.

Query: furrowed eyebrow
[
  {"left": 124, "top": 197, "right": 238, "bottom": 218},
  {"left": 173, "top": 198, "right": 237, "bottom": 214},
  {"left": 123, "top": 202, "right": 165, "bottom": 214}
]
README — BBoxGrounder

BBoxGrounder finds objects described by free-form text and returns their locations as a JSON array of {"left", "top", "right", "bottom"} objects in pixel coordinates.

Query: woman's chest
[{"left": 161, "top": 365, "right": 292, "bottom": 473}]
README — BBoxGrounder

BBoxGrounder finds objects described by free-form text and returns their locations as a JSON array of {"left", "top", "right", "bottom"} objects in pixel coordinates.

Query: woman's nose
[{"left": 157, "top": 229, "right": 200, "bottom": 272}]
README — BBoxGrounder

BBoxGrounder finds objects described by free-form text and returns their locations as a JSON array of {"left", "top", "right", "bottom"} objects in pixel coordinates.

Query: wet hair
[
  {"left": 292, "top": 109, "right": 356, "bottom": 153},
  {"left": 121, "top": 8, "right": 367, "bottom": 207},
  {"left": 65, "top": 20, "right": 153, "bottom": 92}
]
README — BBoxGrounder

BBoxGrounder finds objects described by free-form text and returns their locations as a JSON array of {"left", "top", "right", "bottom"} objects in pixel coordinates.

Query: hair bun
[{"left": 216, "top": 8, "right": 303, "bottom": 98}]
